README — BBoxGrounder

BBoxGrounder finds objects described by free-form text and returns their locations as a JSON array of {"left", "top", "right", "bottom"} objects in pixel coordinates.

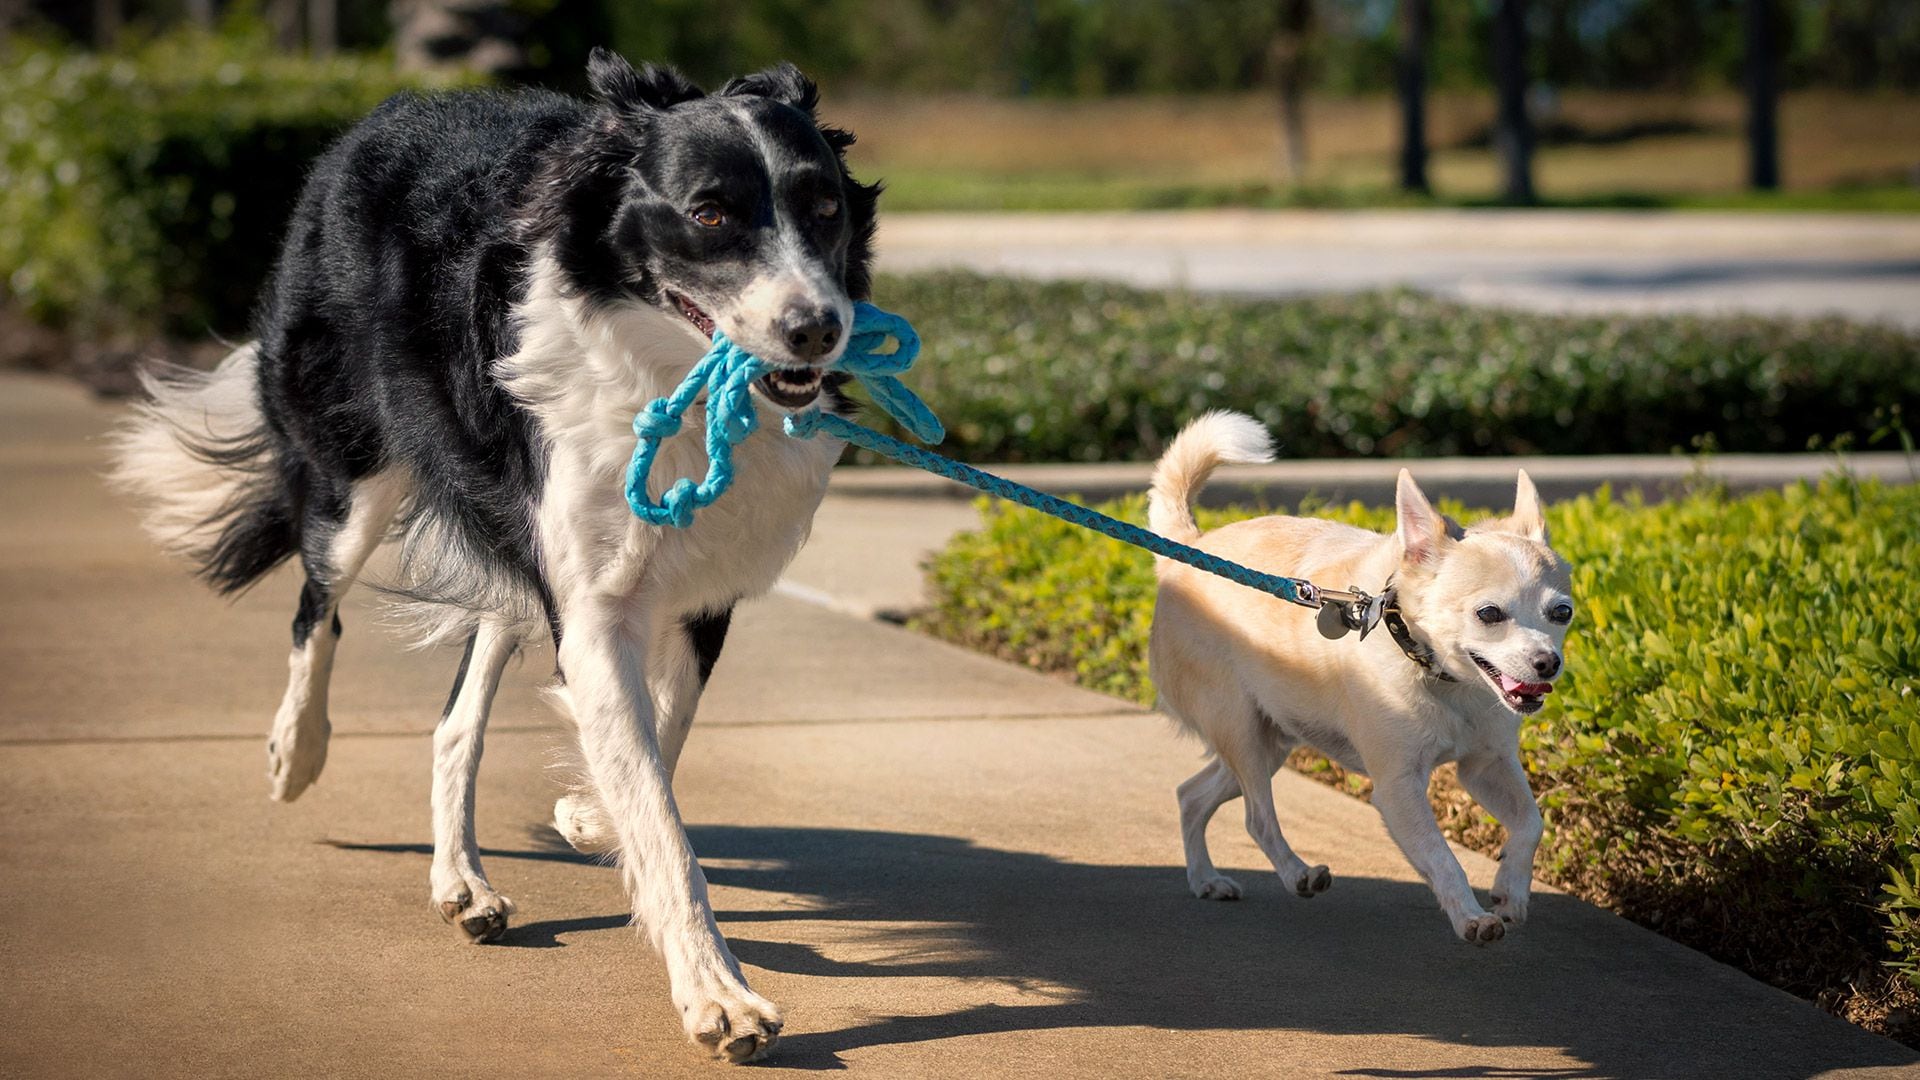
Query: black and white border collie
[{"left": 112, "top": 49, "right": 879, "bottom": 1063}]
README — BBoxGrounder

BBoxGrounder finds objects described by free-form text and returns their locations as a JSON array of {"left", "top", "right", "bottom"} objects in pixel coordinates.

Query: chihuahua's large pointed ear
[
  {"left": 1396, "top": 469, "right": 1451, "bottom": 566},
  {"left": 720, "top": 62, "right": 820, "bottom": 116},
  {"left": 1511, "top": 469, "right": 1549, "bottom": 544},
  {"left": 587, "top": 48, "right": 704, "bottom": 112}
]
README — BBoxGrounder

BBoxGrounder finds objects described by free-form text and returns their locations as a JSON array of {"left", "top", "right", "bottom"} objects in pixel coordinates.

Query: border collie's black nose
[
  {"left": 781, "top": 307, "right": 842, "bottom": 361},
  {"left": 1532, "top": 652, "right": 1561, "bottom": 678}
]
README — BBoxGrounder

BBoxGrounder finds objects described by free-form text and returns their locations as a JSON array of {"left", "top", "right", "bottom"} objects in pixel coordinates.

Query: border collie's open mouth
[
  {"left": 670, "top": 292, "right": 716, "bottom": 339},
  {"left": 1469, "top": 652, "right": 1553, "bottom": 714},
  {"left": 669, "top": 292, "right": 824, "bottom": 409}
]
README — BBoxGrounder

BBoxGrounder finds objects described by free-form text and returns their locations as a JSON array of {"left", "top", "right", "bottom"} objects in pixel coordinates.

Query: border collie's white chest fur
[{"left": 501, "top": 254, "right": 841, "bottom": 622}]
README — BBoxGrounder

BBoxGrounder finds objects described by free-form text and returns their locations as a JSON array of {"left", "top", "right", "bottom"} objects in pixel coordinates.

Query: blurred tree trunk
[
  {"left": 391, "top": 0, "right": 523, "bottom": 74},
  {"left": 184, "top": 0, "right": 215, "bottom": 27},
  {"left": 1396, "top": 0, "right": 1430, "bottom": 194},
  {"left": 92, "top": 0, "right": 120, "bottom": 47},
  {"left": 309, "top": 0, "right": 337, "bottom": 55},
  {"left": 1745, "top": 0, "right": 1780, "bottom": 190},
  {"left": 266, "top": 0, "right": 303, "bottom": 49},
  {"left": 1491, "top": 0, "right": 1535, "bottom": 204},
  {"left": 1271, "top": 0, "right": 1313, "bottom": 183}
]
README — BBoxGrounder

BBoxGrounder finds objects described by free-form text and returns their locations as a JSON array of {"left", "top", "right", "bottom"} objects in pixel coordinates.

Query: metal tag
[{"left": 1316, "top": 601, "right": 1352, "bottom": 640}]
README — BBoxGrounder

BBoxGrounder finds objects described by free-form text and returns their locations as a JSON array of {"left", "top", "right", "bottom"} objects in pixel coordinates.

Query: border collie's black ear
[
  {"left": 587, "top": 47, "right": 703, "bottom": 112},
  {"left": 720, "top": 62, "right": 820, "bottom": 115}
]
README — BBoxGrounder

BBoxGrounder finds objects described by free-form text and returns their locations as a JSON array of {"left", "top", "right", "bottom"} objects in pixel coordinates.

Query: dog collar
[{"left": 1380, "top": 581, "right": 1458, "bottom": 682}]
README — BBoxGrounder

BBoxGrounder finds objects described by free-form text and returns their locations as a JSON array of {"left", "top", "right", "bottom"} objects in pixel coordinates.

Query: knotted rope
[{"left": 623, "top": 302, "right": 942, "bottom": 527}]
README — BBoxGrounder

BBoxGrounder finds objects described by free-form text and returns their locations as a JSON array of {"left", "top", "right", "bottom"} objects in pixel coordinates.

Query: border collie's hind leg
[
  {"left": 432, "top": 618, "right": 519, "bottom": 942},
  {"left": 267, "top": 472, "right": 406, "bottom": 802}
]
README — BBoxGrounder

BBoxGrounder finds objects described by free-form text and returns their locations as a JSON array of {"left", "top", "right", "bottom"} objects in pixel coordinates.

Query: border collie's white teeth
[{"left": 754, "top": 368, "right": 825, "bottom": 409}]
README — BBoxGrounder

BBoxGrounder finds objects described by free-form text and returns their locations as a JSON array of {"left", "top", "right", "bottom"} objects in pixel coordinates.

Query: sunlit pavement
[
  {"left": 877, "top": 210, "right": 1920, "bottom": 328},
  {"left": 3, "top": 372, "right": 1915, "bottom": 1078}
]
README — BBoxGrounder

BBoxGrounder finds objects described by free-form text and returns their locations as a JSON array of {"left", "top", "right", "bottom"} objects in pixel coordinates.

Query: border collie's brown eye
[
  {"left": 814, "top": 196, "right": 840, "bottom": 219},
  {"left": 691, "top": 204, "right": 725, "bottom": 228},
  {"left": 1476, "top": 605, "right": 1506, "bottom": 625},
  {"left": 1548, "top": 602, "right": 1574, "bottom": 624}
]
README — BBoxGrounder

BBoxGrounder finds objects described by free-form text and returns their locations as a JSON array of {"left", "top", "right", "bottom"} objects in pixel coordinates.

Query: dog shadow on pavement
[{"left": 489, "top": 824, "right": 1915, "bottom": 1077}]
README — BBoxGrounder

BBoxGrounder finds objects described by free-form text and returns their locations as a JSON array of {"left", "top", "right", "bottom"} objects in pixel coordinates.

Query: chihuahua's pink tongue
[{"left": 1498, "top": 672, "right": 1553, "bottom": 696}]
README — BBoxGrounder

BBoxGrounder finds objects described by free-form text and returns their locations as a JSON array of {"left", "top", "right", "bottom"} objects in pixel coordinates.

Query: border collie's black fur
[
  {"left": 173, "top": 56, "right": 872, "bottom": 641},
  {"left": 114, "top": 49, "right": 880, "bottom": 1063}
]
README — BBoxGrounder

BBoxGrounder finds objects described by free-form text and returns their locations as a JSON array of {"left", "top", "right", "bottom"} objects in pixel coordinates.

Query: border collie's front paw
[
  {"left": 681, "top": 979, "right": 783, "bottom": 1063},
  {"left": 435, "top": 879, "right": 515, "bottom": 943}
]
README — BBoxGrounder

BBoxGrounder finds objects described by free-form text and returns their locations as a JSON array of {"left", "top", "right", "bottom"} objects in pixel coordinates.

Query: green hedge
[
  {"left": 861, "top": 273, "right": 1920, "bottom": 461},
  {"left": 916, "top": 476, "right": 1920, "bottom": 1023},
  {"left": 0, "top": 32, "right": 461, "bottom": 336}
]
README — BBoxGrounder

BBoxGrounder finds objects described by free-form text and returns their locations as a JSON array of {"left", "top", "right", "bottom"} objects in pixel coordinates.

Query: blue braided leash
[
  {"left": 785, "top": 410, "right": 1321, "bottom": 609},
  {"left": 624, "top": 302, "right": 943, "bottom": 527},
  {"left": 626, "top": 304, "right": 1323, "bottom": 611}
]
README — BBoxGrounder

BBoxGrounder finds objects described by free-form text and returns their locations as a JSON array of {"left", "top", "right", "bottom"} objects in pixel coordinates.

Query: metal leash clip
[{"left": 1313, "top": 586, "right": 1384, "bottom": 641}]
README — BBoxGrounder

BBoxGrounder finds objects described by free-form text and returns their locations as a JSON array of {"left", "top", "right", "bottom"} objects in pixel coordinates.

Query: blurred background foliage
[{"left": 15, "top": 0, "right": 1919, "bottom": 94}]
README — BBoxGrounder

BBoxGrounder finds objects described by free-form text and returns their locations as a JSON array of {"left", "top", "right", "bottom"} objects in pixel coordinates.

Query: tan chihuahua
[{"left": 1147, "top": 412, "right": 1573, "bottom": 944}]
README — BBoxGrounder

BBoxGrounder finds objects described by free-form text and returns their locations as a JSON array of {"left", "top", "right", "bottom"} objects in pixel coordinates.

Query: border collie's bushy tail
[
  {"left": 109, "top": 344, "right": 297, "bottom": 594},
  {"left": 1147, "top": 410, "right": 1274, "bottom": 544}
]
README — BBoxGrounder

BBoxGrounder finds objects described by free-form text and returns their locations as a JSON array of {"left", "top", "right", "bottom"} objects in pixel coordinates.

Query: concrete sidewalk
[
  {"left": 876, "top": 210, "right": 1920, "bottom": 327},
  {"left": 2, "top": 373, "right": 1915, "bottom": 1078}
]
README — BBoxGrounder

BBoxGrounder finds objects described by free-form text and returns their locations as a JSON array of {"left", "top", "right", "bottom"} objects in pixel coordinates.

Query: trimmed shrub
[
  {"left": 0, "top": 31, "right": 463, "bottom": 336},
  {"left": 860, "top": 272, "right": 1920, "bottom": 462},
  {"left": 916, "top": 476, "right": 1920, "bottom": 1033}
]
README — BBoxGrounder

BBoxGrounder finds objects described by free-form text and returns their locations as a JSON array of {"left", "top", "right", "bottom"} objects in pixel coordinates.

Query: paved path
[
  {"left": 3, "top": 373, "right": 1915, "bottom": 1078},
  {"left": 876, "top": 210, "right": 1920, "bottom": 327}
]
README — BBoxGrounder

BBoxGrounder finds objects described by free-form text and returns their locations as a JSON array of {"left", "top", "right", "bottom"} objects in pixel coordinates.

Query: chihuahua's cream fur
[{"left": 1146, "top": 411, "right": 1573, "bottom": 944}]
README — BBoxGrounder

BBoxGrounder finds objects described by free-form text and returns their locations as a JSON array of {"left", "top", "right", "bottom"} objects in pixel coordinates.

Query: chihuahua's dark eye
[
  {"left": 690, "top": 204, "right": 726, "bottom": 228},
  {"left": 814, "top": 196, "right": 840, "bottom": 219},
  {"left": 1548, "top": 602, "right": 1574, "bottom": 624},
  {"left": 1475, "top": 605, "right": 1506, "bottom": 625}
]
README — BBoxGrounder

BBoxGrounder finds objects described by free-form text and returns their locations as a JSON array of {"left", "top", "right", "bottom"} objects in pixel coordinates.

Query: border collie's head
[{"left": 527, "top": 48, "right": 880, "bottom": 409}]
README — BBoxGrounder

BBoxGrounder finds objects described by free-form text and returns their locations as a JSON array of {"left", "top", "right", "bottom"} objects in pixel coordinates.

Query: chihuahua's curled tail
[{"left": 1147, "top": 410, "right": 1276, "bottom": 543}]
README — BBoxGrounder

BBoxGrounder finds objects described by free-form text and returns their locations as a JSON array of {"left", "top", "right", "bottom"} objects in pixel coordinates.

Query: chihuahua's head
[{"left": 1390, "top": 470, "right": 1574, "bottom": 715}]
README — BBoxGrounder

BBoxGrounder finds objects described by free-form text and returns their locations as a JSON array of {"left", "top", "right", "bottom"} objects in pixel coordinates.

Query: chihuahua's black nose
[
  {"left": 781, "top": 307, "right": 841, "bottom": 360},
  {"left": 1531, "top": 652, "right": 1561, "bottom": 679}
]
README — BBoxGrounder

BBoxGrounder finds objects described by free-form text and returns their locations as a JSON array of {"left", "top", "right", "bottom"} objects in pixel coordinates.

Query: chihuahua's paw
[
  {"left": 1190, "top": 873, "right": 1243, "bottom": 901},
  {"left": 1457, "top": 912, "right": 1506, "bottom": 944},
  {"left": 1290, "top": 864, "right": 1333, "bottom": 898},
  {"left": 1490, "top": 889, "right": 1530, "bottom": 925}
]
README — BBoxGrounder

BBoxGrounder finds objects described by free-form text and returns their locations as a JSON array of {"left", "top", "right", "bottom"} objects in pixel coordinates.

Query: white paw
[
  {"left": 1455, "top": 911, "right": 1506, "bottom": 945},
  {"left": 1190, "top": 873, "right": 1243, "bottom": 901},
  {"left": 266, "top": 709, "right": 329, "bottom": 803},
  {"left": 1491, "top": 888, "right": 1530, "bottom": 926},
  {"left": 1289, "top": 864, "right": 1333, "bottom": 898},
  {"left": 679, "top": 977, "right": 783, "bottom": 1064},
  {"left": 434, "top": 876, "right": 515, "bottom": 944},
  {"left": 553, "top": 794, "right": 616, "bottom": 854}
]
